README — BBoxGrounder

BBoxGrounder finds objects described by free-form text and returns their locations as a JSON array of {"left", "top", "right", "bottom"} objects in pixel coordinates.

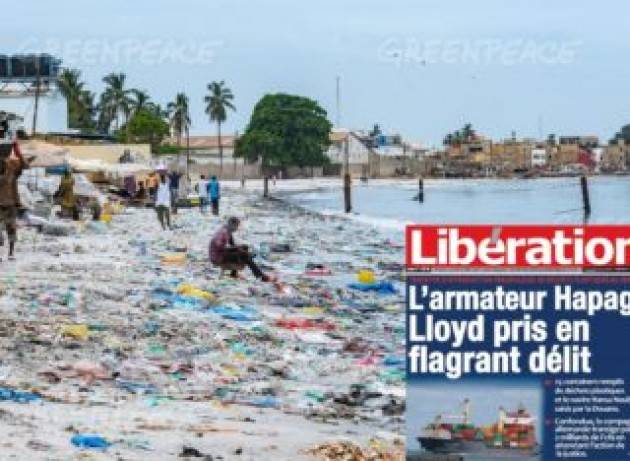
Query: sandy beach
[{"left": 0, "top": 185, "right": 405, "bottom": 460}]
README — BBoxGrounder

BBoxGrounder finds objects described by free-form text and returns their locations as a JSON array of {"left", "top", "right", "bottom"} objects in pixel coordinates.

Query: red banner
[{"left": 405, "top": 225, "right": 630, "bottom": 269}]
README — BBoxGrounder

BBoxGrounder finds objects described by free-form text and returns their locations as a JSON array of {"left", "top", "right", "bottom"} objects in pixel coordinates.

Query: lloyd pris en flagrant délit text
[{"left": 407, "top": 284, "right": 630, "bottom": 379}]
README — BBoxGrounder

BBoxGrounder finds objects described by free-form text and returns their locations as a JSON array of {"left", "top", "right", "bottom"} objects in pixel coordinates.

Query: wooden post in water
[
  {"left": 580, "top": 175, "right": 591, "bottom": 219},
  {"left": 263, "top": 176, "right": 269, "bottom": 199},
  {"left": 343, "top": 137, "right": 352, "bottom": 213},
  {"left": 343, "top": 173, "right": 352, "bottom": 213},
  {"left": 418, "top": 177, "right": 424, "bottom": 203}
]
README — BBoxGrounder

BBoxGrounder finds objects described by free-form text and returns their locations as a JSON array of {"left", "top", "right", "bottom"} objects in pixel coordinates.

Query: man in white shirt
[
  {"left": 155, "top": 174, "right": 172, "bottom": 230},
  {"left": 197, "top": 175, "right": 209, "bottom": 213}
]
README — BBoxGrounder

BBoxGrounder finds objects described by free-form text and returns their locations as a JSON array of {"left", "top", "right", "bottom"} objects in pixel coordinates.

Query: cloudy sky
[{"left": 6, "top": 0, "right": 629, "bottom": 145}]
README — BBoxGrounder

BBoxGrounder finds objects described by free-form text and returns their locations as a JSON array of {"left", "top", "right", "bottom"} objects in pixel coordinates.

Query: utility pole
[
  {"left": 186, "top": 126, "right": 190, "bottom": 179},
  {"left": 335, "top": 76, "right": 341, "bottom": 128},
  {"left": 402, "top": 142, "right": 407, "bottom": 175},
  {"left": 32, "top": 55, "right": 41, "bottom": 136},
  {"left": 343, "top": 135, "right": 352, "bottom": 213}
]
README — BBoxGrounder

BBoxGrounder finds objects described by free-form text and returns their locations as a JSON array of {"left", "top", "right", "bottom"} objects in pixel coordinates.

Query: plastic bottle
[{"left": 70, "top": 434, "right": 111, "bottom": 449}]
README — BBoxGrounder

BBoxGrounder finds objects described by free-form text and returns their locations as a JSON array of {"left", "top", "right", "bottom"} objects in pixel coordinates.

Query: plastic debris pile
[{"left": 0, "top": 186, "right": 404, "bottom": 460}]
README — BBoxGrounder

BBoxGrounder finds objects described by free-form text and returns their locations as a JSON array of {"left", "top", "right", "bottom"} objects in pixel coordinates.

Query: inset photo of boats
[{"left": 407, "top": 380, "right": 542, "bottom": 461}]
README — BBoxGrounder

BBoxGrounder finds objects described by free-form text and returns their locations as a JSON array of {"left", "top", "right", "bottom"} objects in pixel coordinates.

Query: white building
[
  {"left": 0, "top": 83, "right": 68, "bottom": 134},
  {"left": 326, "top": 129, "right": 372, "bottom": 165},
  {"left": 0, "top": 54, "right": 68, "bottom": 134},
  {"left": 530, "top": 148, "right": 547, "bottom": 167},
  {"left": 591, "top": 147, "right": 604, "bottom": 172}
]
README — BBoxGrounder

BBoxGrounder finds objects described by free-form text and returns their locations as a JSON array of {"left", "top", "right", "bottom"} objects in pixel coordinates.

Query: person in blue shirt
[{"left": 209, "top": 176, "right": 221, "bottom": 216}]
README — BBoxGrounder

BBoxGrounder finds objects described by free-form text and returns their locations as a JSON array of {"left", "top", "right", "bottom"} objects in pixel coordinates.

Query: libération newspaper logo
[{"left": 406, "top": 224, "right": 630, "bottom": 269}]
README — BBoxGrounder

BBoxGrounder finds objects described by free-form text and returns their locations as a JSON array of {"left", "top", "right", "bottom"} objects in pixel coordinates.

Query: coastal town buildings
[
  {"left": 434, "top": 130, "right": 626, "bottom": 176},
  {"left": 166, "top": 135, "right": 240, "bottom": 166},
  {"left": 326, "top": 129, "right": 429, "bottom": 177},
  {"left": 602, "top": 141, "right": 630, "bottom": 172}
]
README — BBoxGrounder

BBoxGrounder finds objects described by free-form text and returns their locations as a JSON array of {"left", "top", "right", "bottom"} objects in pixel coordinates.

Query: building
[
  {"left": 326, "top": 129, "right": 428, "bottom": 177},
  {"left": 326, "top": 129, "right": 373, "bottom": 176},
  {"left": 530, "top": 147, "right": 547, "bottom": 168},
  {"left": 166, "top": 135, "right": 240, "bottom": 165},
  {"left": 0, "top": 54, "right": 68, "bottom": 134},
  {"left": 559, "top": 136, "right": 599, "bottom": 148},
  {"left": 602, "top": 142, "right": 630, "bottom": 172}
]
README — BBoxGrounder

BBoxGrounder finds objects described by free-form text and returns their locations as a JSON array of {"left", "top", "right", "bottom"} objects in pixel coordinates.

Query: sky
[{"left": 5, "top": 0, "right": 630, "bottom": 146}]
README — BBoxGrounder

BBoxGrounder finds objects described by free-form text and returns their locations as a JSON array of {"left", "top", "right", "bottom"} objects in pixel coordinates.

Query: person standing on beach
[
  {"left": 197, "top": 175, "right": 209, "bottom": 213},
  {"left": 168, "top": 169, "right": 182, "bottom": 213},
  {"left": 209, "top": 175, "right": 220, "bottom": 216},
  {"left": 0, "top": 138, "right": 31, "bottom": 261},
  {"left": 57, "top": 169, "right": 78, "bottom": 220},
  {"left": 154, "top": 174, "right": 172, "bottom": 230},
  {"left": 148, "top": 172, "right": 159, "bottom": 200}
]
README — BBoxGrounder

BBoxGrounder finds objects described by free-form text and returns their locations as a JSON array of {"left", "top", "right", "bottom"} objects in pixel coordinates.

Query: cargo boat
[{"left": 417, "top": 399, "right": 540, "bottom": 458}]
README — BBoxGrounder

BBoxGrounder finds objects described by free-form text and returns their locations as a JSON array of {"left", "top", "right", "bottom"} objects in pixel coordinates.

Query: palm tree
[
  {"left": 148, "top": 103, "right": 169, "bottom": 120},
  {"left": 101, "top": 72, "right": 133, "bottom": 132},
  {"left": 462, "top": 123, "right": 474, "bottom": 142},
  {"left": 58, "top": 68, "right": 94, "bottom": 129},
  {"left": 76, "top": 90, "right": 96, "bottom": 130},
  {"left": 204, "top": 81, "right": 235, "bottom": 172},
  {"left": 167, "top": 92, "right": 191, "bottom": 147},
  {"left": 96, "top": 92, "right": 116, "bottom": 134},
  {"left": 130, "top": 89, "right": 151, "bottom": 115},
  {"left": 167, "top": 93, "right": 191, "bottom": 172}
]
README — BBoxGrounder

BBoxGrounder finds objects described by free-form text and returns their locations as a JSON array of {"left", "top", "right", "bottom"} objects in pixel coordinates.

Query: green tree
[
  {"left": 462, "top": 123, "right": 475, "bottom": 142},
  {"left": 118, "top": 109, "right": 170, "bottom": 151},
  {"left": 204, "top": 81, "right": 235, "bottom": 172},
  {"left": 148, "top": 103, "right": 168, "bottom": 119},
  {"left": 167, "top": 92, "right": 191, "bottom": 147},
  {"left": 370, "top": 123, "right": 382, "bottom": 138},
  {"left": 130, "top": 89, "right": 151, "bottom": 115},
  {"left": 235, "top": 130, "right": 282, "bottom": 171},
  {"left": 58, "top": 68, "right": 95, "bottom": 131},
  {"left": 235, "top": 93, "right": 332, "bottom": 170},
  {"left": 101, "top": 72, "right": 133, "bottom": 132}
]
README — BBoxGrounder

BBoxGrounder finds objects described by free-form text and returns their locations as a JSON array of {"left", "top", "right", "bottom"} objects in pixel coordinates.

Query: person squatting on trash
[
  {"left": 0, "top": 138, "right": 30, "bottom": 261},
  {"left": 209, "top": 216, "right": 275, "bottom": 282},
  {"left": 154, "top": 174, "right": 172, "bottom": 230},
  {"left": 209, "top": 175, "right": 220, "bottom": 216}
]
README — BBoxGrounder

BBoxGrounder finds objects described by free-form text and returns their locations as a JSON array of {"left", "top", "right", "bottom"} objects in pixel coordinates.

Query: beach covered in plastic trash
[{"left": 0, "top": 186, "right": 405, "bottom": 460}]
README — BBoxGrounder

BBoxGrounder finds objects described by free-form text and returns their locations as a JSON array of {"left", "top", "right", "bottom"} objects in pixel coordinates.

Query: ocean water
[
  {"left": 288, "top": 177, "right": 630, "bottom": 230},
  {"left": 289, "top": 177, "right": 604, "bottom": 461}
]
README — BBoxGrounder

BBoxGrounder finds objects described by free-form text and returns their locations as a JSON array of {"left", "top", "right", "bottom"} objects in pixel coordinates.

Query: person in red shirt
[{"left": 209, "top": 216, "right": 274, "bottom": 282}]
